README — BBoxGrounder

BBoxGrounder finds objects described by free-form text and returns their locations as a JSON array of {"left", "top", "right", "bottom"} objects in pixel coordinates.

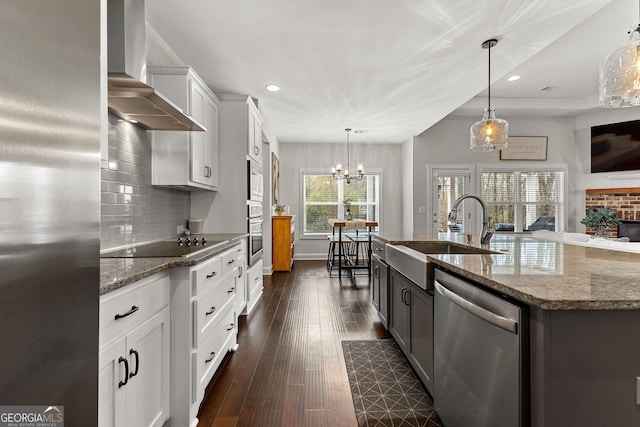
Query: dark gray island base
[
  {"left": 529, "top": 308, "right": 640, "bottom": 426},
  {"left": 376, "top": 232, "right": 640, "bottom": 427}
]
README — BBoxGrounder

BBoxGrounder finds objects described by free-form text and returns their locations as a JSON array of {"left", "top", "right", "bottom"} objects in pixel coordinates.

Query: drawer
[
  {"left": 192, "top": 306, "right": 236, "bottom": 403},
  {"left": 100, "top": 272, "right": 169, "bottom": 346},
  {"left": 221, "top": 243, "right": 242, "bottom": 276},
  {"left": 193, "top": 255, "right": 223, "bottom": 296},
  {"left": 193, "top": 269, "right": 236, "bottom": 347},
  {"left": 372, "top": 239, "right": 386, "bottom": 259}
]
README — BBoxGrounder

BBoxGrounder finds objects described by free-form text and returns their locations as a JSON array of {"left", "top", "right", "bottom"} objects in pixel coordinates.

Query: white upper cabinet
[
  {"left": 148, "top": 66, "right": 219, "bottom": 191},
  {"left": 247, "top": 98, "right": 263, "bottom": 165}
]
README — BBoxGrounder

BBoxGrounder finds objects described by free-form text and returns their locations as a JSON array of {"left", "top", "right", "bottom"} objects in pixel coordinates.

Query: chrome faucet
[{"left": 448, "top": 194, "right": 494, "bottom": 245}]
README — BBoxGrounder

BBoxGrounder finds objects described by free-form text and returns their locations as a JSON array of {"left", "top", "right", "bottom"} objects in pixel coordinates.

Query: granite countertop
[
  {"left": 100, "top": 233, "right": 247, "bottom": 295},
  {"left": 376, "top": 231, "right": 640, "bottom": 310}
]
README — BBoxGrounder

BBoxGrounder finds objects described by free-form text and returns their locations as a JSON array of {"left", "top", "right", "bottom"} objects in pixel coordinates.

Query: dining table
[{"left": 327, "top": 218, "right": 378, "bottom": 280}]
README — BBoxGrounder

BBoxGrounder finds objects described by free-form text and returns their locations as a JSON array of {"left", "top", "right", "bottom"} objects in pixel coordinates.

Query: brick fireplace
[{"left": 585, "top": 188, "right": 640, "bottom": 237}]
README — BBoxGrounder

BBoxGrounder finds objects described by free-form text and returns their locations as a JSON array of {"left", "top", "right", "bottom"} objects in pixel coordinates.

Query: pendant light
[
  {"left": 330, "top": 128, "right": 364, "bottom": 184},
  {"left": 470, "top": 39, "right": 509, "bottom": 152},
  {"left": 599, "top": 1, "right": 640, "bottom": 108}
]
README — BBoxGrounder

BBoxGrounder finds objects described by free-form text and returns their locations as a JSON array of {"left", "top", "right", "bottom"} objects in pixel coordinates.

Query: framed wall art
[
  {"left": 272, "top": 152, "right": 280, "bottom": 205},
  {"left": 499, "top": 136, "right": 548, "bottom": 160}
]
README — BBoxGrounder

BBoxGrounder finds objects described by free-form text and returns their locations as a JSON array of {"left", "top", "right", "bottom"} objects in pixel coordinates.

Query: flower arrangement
[
  {"left": 275, "top": 204, "right": 286, "bottom": 215},
  {"left": 581, "top": 206, "right": 620, "bottom": 237}
]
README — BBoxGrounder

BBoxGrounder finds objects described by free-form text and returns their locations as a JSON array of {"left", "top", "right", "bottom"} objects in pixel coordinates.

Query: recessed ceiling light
[
  {"left": 508, "top": 75, "right": 521, "bottom": 82},
  {"left": 265, "top": 84, "right": 280, "bottom": 92}
]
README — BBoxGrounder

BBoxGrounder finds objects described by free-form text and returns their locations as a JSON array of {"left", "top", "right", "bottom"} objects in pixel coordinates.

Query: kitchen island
[{"left": 378, "top": 231, "right": 640, "bottom": 426}]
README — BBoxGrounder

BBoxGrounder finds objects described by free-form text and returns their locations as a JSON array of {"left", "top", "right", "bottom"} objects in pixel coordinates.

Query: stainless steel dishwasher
[{"left": 433, "top": 268, "right": 529, "bottom": 427}]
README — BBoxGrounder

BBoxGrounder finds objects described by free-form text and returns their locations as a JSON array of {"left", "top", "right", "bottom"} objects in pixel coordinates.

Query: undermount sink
[
  {"left": 385, "top": 241, "right": 498, "bottom": 290},
  {"left": 402, "top": 241, "right": 497, "bottom": 255}
]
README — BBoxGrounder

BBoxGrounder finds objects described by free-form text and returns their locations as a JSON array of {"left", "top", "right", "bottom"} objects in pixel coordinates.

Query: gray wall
[
  {"left": 278, "top": 142, "right": 404, "bottom": 259},
  {"left": 101, "top": 114, "right": 190, "bottom": 250},
  {"left": 411, "top": 115, "right": 578, "bottom": 232}
]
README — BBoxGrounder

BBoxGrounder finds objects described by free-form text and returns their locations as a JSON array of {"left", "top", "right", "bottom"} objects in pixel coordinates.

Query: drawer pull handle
[
  {"left": 204, "top": 352, "right": 215, "bottom": 363},
  {"left": 238, "top": 266, "right": 243, "bottom": 278},
  {"left": 206, "top": 272, "right": 217, "bottom": 279},
  {"left": 129, "top": 349, "right": 139, "bottom": 378},
  {"left": 254, "top": 276, "right": 259, "bottom": 281},
  {"left": 227, "top": 287, "right": 235, "bottom": 294},
  {"left": 226, "top": 323, "right": 235, "bottom": 331},
  {"left": 227, "top": 259, "right": 236, "bottom": 265},
  {"left": 118, "top": 357, "right": 129, "bottom": 388},
  {"left": 115, "top": 305, "right": 139, "bottom": 320},
  {"left": 205, "top": 306, "right": 216, "bottom": 316}
]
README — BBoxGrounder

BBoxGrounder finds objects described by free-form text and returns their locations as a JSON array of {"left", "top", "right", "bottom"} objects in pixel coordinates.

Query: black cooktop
[{"left": 101, "top": 237, "right": 229, "bottom": 258}]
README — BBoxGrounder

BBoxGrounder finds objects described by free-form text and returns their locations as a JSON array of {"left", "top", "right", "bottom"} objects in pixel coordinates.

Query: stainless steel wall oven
[{"left": 248, "top": 201, "right": 263, "bottom": 266}]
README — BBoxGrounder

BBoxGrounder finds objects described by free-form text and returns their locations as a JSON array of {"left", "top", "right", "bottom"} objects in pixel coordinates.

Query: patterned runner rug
[{"left": 342, "top": 340, "right": 443, "bottom": 427}]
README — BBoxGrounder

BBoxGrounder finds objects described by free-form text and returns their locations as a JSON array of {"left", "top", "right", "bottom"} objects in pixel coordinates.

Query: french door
[{"left": 431, "top": 169, "right": 471, "bottom": 234}]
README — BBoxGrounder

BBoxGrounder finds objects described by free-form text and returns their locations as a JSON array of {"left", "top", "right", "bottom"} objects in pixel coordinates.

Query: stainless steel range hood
[{"left": 107, "top": 0, "right": 204, "bottom": 131}]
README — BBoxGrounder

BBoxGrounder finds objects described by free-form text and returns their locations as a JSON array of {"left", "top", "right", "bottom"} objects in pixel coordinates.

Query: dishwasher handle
[{"left": 434, "top": 280, "right": 518, "bottom": 334}]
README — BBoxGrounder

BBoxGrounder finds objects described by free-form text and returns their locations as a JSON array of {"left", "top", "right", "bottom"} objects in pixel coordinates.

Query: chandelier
[
  {"left": 331, "top": 128, "right": 364, "bottom": 184},
  {"left": 470, "top": 39, "right": 509, "bottom": 152},
  {"left": 599, "top": 1, "right": 640, "bottom": 108}
]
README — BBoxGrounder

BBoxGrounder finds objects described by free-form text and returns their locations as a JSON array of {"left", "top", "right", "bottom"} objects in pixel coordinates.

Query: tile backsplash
[{"left": 101, "top": 113, "right": 190, "bottom": 250}]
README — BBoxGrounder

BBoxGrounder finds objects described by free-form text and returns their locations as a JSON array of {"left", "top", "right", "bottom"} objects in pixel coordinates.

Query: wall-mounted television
[{"left": 591, "top": 119, "right": 640, "bottom": 173}]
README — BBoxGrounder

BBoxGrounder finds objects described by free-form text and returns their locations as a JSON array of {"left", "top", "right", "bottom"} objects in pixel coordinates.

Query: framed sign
[{"left": 500, "top": 136, "right": 548, "bottom": 160}]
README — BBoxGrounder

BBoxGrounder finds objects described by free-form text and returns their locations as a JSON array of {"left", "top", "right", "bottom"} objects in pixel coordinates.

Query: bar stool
[{"left": 327, "top": 234, "right": 350, "bottom": 276}]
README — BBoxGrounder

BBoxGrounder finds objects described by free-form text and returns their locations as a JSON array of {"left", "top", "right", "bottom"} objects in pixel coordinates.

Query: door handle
[
  {"left": 204, "top": 352, "right": 215, "bottom": 363},
  {"left": 205, "top": 306, "right": 216, "bottom": 316},
  {"left": 129, "top": 349, "right": 139, "bottom": 378},
  {"left": 206, "top": 271, "right": 217, "bottom": 279},
  {"left": 118, "top": 357, "right": 129, "bottom": 388},
  {"left": 227, "top": 287, "right": 235, "bottom": 294},
  {"left": 114, "top": 305, "right": 139, "bottom": 320},
  {"left": 434, "top": 280, "right": 518, "bottom": 334},
  {"left": 238, "top": 266, "right": 243, "bottom": 278},
  {"left": 226, "top": 323, "right": 235, "bottom": 331}
]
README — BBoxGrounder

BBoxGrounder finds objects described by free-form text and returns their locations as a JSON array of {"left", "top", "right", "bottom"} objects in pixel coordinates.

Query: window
[
  {"left": 480, "top": 169, "right": 565, "bottom": 232},
  {"left": 301, "top": 171, "right": 380, "bottom": 236}
]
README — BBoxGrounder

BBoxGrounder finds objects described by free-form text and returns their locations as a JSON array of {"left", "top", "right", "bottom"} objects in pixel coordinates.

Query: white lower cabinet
[
  {"left": 99, "top": 273, "right": 170, "bottom": 427},
  {"left": 246, "top": 259, "right": 263, "bottom": 315},
  {"left": 168, "top": 242, "right": 243, "bottom": 427}
]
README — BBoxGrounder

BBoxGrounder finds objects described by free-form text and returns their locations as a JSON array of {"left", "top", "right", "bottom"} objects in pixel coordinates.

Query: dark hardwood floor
[{"left": 197, "top": 260, "right": 390, "bottom": 427}]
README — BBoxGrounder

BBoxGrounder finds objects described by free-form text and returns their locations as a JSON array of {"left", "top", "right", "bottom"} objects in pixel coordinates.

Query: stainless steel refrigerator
[{"left": 0, "top": 1, "right": 101, "bottom": 426}]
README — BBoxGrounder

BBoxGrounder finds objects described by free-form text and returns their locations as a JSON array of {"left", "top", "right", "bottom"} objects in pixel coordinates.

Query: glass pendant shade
[
  {"left": 470, "top": 107, "right": 509, "bottom": 151},
  {"left": 599, "top": 27, "right": 640, "bottom": 108}
]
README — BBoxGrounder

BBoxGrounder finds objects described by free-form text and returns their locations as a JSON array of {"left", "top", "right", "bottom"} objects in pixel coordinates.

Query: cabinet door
[
  {"left": 190, "top": 79, "right": 207, "bottom": 185},
  {"left": 371, "top": 259, "right": 381, "bottom": 311},
  {"left": 247, "top": 106, "right": 262, "bottom": 164},
  {"left": 379, "top": 262, "right": 389, "bottom": 328},
  {"left": 389, "top": 269, "right": 409, "bottom": 350},
  {"left": 407, "top": 282, "right": 434, "bottom": 393},
  {"left": 99, "top": 339, "right": 127, "bottom": 427},
  {"left": 204, "top": 97, "right": 219, "bottom": 189},
  {"left": 236, "top": 255, "right": 247, "bottom": 315},
  {"left": 125, "top": 308, "right": 170, "bottom": 427}
]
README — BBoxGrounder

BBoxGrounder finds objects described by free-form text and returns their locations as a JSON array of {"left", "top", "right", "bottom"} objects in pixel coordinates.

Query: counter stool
[
  {"left": 327, "top": 234, "right": 350, "bottom": 276},
  {"left": 346, "top": 233, "right": 372, "bottom": 277}
]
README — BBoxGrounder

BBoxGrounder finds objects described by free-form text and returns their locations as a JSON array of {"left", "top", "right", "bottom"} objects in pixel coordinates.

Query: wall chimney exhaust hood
[{"left": 107, "top": 0, "right": 204, "bottom": 131}]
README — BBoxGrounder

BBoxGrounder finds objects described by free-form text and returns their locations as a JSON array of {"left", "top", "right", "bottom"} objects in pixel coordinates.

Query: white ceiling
[{"left": 146, "top": 0, "right": 637, "bottom": 145}]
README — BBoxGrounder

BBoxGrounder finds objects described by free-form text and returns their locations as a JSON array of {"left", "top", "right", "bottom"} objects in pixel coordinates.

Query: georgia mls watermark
[{"left": 0, "top": 406, "right": 64, "bottom": 427}]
